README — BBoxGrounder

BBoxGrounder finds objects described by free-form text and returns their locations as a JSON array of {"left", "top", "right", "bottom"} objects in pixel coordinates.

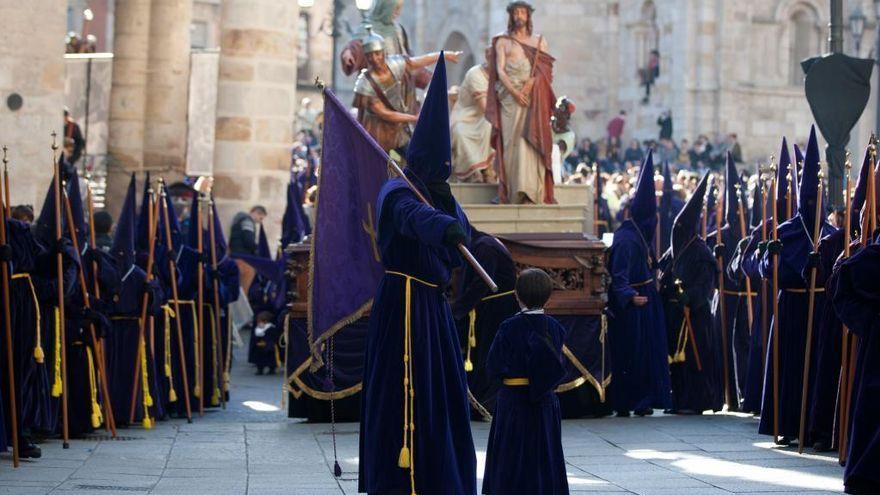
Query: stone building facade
[{"left": 333, "top": 0, "right": 879, "bottom": 163}]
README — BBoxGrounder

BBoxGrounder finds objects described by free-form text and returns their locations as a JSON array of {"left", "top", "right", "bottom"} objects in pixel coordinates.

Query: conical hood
[
  {"left": 210, "top": 198, "right": 228, "bottom": 257},
  {"left": 406, "top": 54, "right": 451, "bottom": 183},
  {"left": 672, "top": 172, "right": 710, "bottom": 258},
  {"left": 281, "top": 178, "right": 310, "bottom": 246},
  {"left": 157, "top": 182, "right": 183, "bottom": 252},
  {"left": 257, "top": 224, "right": 272, "bottom": 260},
  {"left": 749, "top": 164, "right": 764, "bottom": 228},
  {"left": 798, "top": 125, "right": 823, "bottom": 228},
  {"left": 136, "top": 171, "right": 152, "bottom": 253},
  {"left": 792, "top": 143, "right": 803, "bottom": 212},
  {"left": 66, "top": 167, "right": 88, "bottom": 250},
  {"left": 777, "top": 138, "right": 792, "bottom": 221},
  {"left": 662, "top": 161, "right": 673, "bottom": 195},
  {"left": 186, "top": 192, "right": 201, "bottom": 250},
  {"left": 111, "top": 174, "right": 137, "bottom": 270},
  {"left": 724, "top": 151, "right": 739, "bottom": 229},
  {"left": 851, "top": 147, "right": 873, "bottom": 225},
  {"left": 630, "top": 150, "right": 658, "bottom": 240}
]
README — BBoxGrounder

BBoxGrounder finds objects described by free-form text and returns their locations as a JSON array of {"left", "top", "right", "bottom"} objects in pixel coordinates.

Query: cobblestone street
[{"left": 0, "top": 342, "right": 845, "bottom": 495}]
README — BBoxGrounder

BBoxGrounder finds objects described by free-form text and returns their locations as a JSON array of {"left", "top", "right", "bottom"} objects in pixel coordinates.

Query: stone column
[
  {"left": 143, "top": 0, "right": 192, "bottom": 172},
  {"left": 213, "top": 0, "right": 299, "bottom": 248},
  {"left": 106, "top": 0, "right": 152, "bottom": 208},
  {"left": 0, "top": 0, "right": 66, "bottom": 208}
]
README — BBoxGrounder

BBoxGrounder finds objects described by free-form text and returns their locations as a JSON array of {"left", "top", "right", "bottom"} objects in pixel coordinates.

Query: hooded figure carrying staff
[
  {"left": 757, "top": 126, "right": 836, "bottom": 446},
  {"left": 606, "top": 151, "right": 672, "bottom": 417},
  {"left": 358, "top": 57, "right": 478, "bottom": 495},
  {"left": 659, "top": 173, "right": 723, "bottom": 414}
]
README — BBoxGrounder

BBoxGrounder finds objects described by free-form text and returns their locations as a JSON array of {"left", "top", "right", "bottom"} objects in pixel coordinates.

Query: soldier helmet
[
  {"left": 361, "top": 25, "right": 386, "bottom": 55},
  {"left": 506, "top": 1, "right": 535, "bottom": 13}
]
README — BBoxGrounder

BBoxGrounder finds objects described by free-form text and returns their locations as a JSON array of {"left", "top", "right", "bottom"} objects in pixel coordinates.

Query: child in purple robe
[{"left": 483, "top": 268, "right": 569, "bottom": 495}]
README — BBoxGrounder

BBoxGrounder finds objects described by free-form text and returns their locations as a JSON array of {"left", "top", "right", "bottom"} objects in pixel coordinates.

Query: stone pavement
[{"left": 0, "top": 343, "right": 845, "bottom": 495}]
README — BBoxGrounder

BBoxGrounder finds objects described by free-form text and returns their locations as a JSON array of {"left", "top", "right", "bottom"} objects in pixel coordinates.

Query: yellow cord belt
[
  {"left": 51, "top": 307, "right": 62, "bottom": 397},
  {"left": 502, "top": 377, "right": 529, "bottom": 386},
  {"left": 139, "top": 332, "right": 153, "bottom": 429},
  {"left": 85, "top": 345, "right": 103, "bottom": 429},
  {"left": 11, "top": 274, "right": 44, "bottom": 363},
  {"left": 161, "top": 304, "right": 178, "bottom": 403},
  {"left": 385, "top": 270, "right": 439, "bottom": 495},
  {"left": 464, "top": 290, "right": 515, "bottom": 372}
]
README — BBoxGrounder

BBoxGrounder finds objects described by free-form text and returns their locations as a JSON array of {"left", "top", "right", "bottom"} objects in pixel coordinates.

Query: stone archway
[{"left": 441, "top": 31, "right": 475, "bottom": 86}]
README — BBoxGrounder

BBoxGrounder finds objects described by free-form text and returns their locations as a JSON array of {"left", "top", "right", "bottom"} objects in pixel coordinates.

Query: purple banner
[{"left": 308, "top": 89, "right": 389, "bottom": 358}]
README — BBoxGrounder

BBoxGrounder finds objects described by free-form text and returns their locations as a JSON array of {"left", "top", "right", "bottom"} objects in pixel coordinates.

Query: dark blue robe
[
  {"left": 659, "top": 239, "right": 723, "bottom": 413},
  {"left": 832, "top": 243, "right": 880, "bottom": 494},
  {"left": 607, "top": 220, "right": 672, "bottom": 413},
  {"left": 451, "top": 232, "right": 518, "bottom": 416},
  {"left": 358, "top": 178, "right": 477, "bottom": 495},
  {"left": 708, "top": 226, "right": 752, "bottom": 409},
  {"left": 807, "top": 229, "right": 845, "bottom": 447},
  {"left": 757, "top": 216, "right": 835, "bottom": 440},
  {"left": 729, "top": 225, "right": 771, "bottom": 414},
  {"left": 482, "top": 312, "right": 569, "bottom": 495}
]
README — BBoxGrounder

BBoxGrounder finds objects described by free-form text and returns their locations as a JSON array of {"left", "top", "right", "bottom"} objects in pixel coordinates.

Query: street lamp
[{"left": 850, "top": 6, "right": 866, "bottom": 54}]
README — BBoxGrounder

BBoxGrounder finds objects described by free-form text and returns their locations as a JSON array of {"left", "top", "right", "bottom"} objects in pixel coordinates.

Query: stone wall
[
  {"left": 213, "top": 0, "right": 300, "bottom": 249},
  {"left": 0, "top": 0, "right": 67, "bottom": 208}
]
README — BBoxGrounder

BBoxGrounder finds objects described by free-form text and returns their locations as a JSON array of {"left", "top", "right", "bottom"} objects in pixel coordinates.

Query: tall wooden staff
[
  {"left": 593, "top": 164, "right": 601, "bottom": 237},
  {"left": 735, "top": 183, "right": 755, "bottom": 329},
  {"left": 196, "top": 192, "right": 206, "bottom": 416},
  {"left": 769, "top": 164, "right": 781, "bottom": 442},
  {"left": 61, "top": 186, "right": 117, "bottom": 437},
  {"left": 207, "top": 197, "right": 225, "bottom": 409},
  {"left": 797, "top": 169, "right": 825, "bottom": 454},
  {"left": 51, "top": 134, "right": 71, "bottom": 448},
  {"left": 3, "top": 147, "right": 9, "bottom": 218},
  {"left": 760, "top": 163, "right": 771, "bottom": 372},
  {"left": 86, "top": 183, "right": 118, "bottom": 435},
  {"left": 128, "top": 183, "right": 160, "bottom": 426},
  {"left": 837, "top": 156, "right": 853, "bottom": 464},
  {"left": 714, "top": 184, "right": 732, "bottom": 407},
  {"left": 158, "top": 180, "right": 193, "bottom": 422},
  {"left": 701, "top": 176, "right": 709, "bottom": 241},
  {"left": 0, "top": 146, "right": 20, "bottom": 466}
]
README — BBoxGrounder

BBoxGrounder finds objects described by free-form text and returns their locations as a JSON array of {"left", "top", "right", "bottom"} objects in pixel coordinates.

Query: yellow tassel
[
  {"left": 194, "top": 384, "right": 201, "bottom": 398},
  {"left": 211, "top": 387, "right": 220, "bottom": 406},
  {"left": 468, "top": 335, "right": 476, "bottom": 348},
  {"left": 142, "top": 416, "right": 152, "bottom": 429},
  {"left": 86, "top": 346, "right": 103, "bottom": 429},
  {"left": 398, "top": 446, "right": 411, "bottom": 468},
  {"left": 51, "top": 307, "right": 62, "bottom": 397},
  {"left": 464, "top": 359, "right": 473, "bottom": 372},
  {"left": 34, "top": 344, "right": 45, "bottom": 363},
  {"left": 169, "top": 387, "right": 178, "bottom": 403}
]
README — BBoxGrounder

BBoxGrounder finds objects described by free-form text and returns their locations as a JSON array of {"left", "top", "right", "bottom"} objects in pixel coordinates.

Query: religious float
[{"left": 284, "top": 186, "right": 612, "bottom": 422}]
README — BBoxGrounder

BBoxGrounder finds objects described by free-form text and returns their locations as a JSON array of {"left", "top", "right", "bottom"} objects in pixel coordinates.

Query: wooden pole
[
  {"left": 158, "top": 180, "right": 193, "bottom": 422},
  {"left": 387, "top": 160, "right": 498, "bottom": 292},
  {"left": 769, "top": 166, "right": 781, "bottom": 442},
  {"left": 797, "top": 170, "right": 825, "bottom": 454},
  {"left": 735, "top": 183, "right": 755, "bottom": 329},
  {"left": 61, "top": 187, "right": 117, "bottom": 438},
  {"left": 838, "top": 156, "right": 853, "bottom": 464},
  {"left": 127, "top": 183, "right": 160, "bottom": 426},
  {"left": 760, "top": 171, "right": 769, "bottom": 385},
  {"left": 52, "top": 134, "right": 71, "bottom": 449},
  {"left": 206, "top": 199, "right": 225, "bottom": 409},
  {"left": 0, "top": 146, "right": 20, "bottom": 466},
  {"left": 196, "top": 194, "right": 205, "bottom": 416},
  {"left": 715, "top": 184, "right": 733, "bottom": 408}
]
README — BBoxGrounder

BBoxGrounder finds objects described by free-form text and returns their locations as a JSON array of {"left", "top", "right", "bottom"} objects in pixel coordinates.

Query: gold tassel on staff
[
  {"left": 837, "top": 155, "right": 854, "bottom": 464},
  {"left": 769, "top": 164, "right": 781, "bottom": 443}
]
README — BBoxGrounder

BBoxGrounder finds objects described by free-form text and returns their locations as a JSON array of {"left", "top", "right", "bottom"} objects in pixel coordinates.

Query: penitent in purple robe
[
  {"left": 358, "top": 178, "right": 477, "bottom": 495},
  {"left": 482, "top": 312, "right": 569, "bottom": 495},
  {"left": 832, "top": 243, "right": 880, "bottom": 494}
]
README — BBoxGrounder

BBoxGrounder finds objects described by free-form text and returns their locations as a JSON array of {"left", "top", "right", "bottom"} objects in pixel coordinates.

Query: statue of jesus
[{"left": 487, "top": 1, "right": 557, "bottom": 204}]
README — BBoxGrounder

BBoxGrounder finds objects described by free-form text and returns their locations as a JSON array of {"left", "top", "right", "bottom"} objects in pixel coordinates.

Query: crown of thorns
[{"left": 506, "top": 1, "right": 535, "bottom": 13}]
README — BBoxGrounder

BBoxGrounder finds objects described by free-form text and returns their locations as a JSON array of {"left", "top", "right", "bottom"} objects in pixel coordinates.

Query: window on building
[
  {"left": 298, "top": 13, "right": 311, "bottom": 82},
  {"left": 789, "top": 7, "right": 820, "bottom": 86},
  {"left": 191, "top": 21, "right": 208, "bottom": 49}
]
